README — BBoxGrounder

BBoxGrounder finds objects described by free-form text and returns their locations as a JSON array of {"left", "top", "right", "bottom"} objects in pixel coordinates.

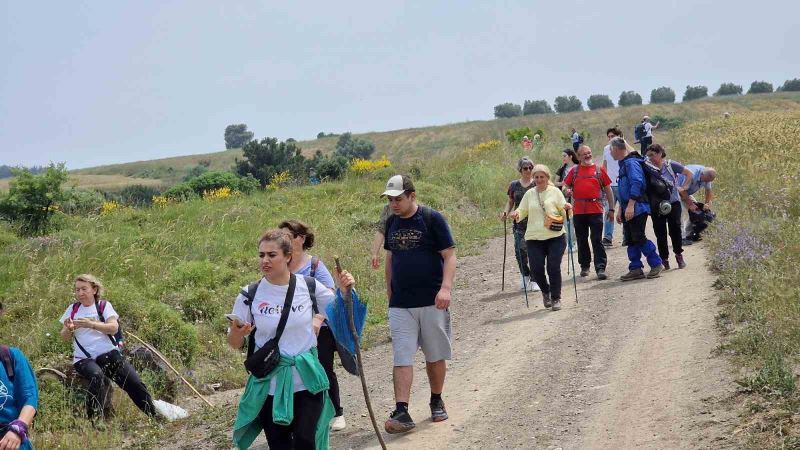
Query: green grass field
[
  {"left": 2, "top": 92, "right": 800, "bottom": 448},
  {"left": 0, "top": 174, "right": 164, "bottom": 192}
]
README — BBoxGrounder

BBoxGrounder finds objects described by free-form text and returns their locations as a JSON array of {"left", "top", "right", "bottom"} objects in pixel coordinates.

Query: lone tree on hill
[
  {"left": 780, "top": 78, "right": 800, "bottom": 92},
  {"left": 618, "top": 91, "right": 643, "bottom": 106},
  {"left": 523, "top": 100, "right": 554, "bottom": 115},
  {"left": 650, "top": 87, "right": 676, "bottom": 104},
  {"left": 714, "top": 83, "right": 743, "bottom": 96},
  {"left": 224, "top": 124, "right": 255, "bottom": 149},
  {"left": 587, "top": 94, "right": 614, "bottom": 110},
  {"left": 554, "top": 96, "right": 583, "bottom": 113},
  {"left": 334, "top": 132, "right": 375, "bottom": 160},
  {"left": 0, "top": 163, "right": 68, "bottom": 236},
  {"left": 747, "top": 81, "right": 773, "bottom": 94},
  {"left": 235, "top": 137, "right": 305, "bottom": 186},
  {"left": 682, "top": 85, "right": 708, "bottom": 102},
  {"left": 494, "top": 103, "right": 523, "bottom": 118}
]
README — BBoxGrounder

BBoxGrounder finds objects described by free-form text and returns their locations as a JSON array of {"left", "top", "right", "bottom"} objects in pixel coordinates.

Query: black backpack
[
  {"left": 577, "top": 134, "right": 584, "bottom": 144},
  {"left": 634, "top": 123, "right": 646, "bottom": 141},
  {"left": 639, "top": 159, "right": 675, "bottom": 214}
]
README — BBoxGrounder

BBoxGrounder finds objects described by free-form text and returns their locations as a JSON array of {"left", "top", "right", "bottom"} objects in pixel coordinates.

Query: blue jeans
[{"left": 603, "top": 186, "right": 619, "bottom": 241}]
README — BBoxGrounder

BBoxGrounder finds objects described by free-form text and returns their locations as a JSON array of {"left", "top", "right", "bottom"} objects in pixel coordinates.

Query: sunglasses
[{"left": 521, "top": 166, "right": 533, "bottom": 171}]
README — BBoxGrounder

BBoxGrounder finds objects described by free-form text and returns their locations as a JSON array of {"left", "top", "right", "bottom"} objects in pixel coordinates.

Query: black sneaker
[
  {"left": 596, "top": 270, "right": 608, "bottom": 280},
  {"left": 542, "top": 292, "right": 552, "bottom": 308},
  {"left": 430, "top": 398, "right": 448, "bottom": 422},
  {"left": 580, "top": 268, "right": 590, "bottom": 277},
  {"left": 385, "top": 409, "right": 416, "bottom": 434}
]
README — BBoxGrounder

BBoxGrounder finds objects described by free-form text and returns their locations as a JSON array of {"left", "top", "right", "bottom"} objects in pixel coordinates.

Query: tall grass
[{"left": 670, "top": 111, "right": 800, "bottom": 447}]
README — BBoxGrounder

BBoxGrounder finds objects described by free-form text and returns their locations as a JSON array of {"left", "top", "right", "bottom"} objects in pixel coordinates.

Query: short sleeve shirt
[
  {"left": 661, "top": 160, "right": 685, "bottom": 203},
  {"left": 603, "top": 144, "right": 619, "bottom": 186},
  {"left": 678, "top": 164, "right": 713, "bottom": 196},
  {"left": 565, "top": 165, "right": 612, "bottom": 215},
  {"left": 643, "top": 122, "right": 654, "bottom": 137},
  {"left": 507, "top": 180, "right": 535, "bottom": 230},
  {"left": 384, "top": 206, "right": 455, "bottom": 308},
  {"left": 230, "top": 274, "right": 335, "bottom": 394},
  {"left": 60, "top": 301, "right": 120, "bottom": 362}
]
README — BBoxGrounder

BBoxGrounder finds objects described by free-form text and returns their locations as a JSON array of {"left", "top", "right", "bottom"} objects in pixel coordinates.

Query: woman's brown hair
[{"left": 277, "top": 219, "right": 316, "bottom": 250}]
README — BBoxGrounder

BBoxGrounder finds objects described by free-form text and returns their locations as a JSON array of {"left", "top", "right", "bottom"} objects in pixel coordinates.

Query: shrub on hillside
[
  {"left": 618, "top": 91, "right": 643, "bottom": 106},
  {"left": 163, "top": 183, "right": 198, "bottom": 201},
  {"left": 714, "top": 83, "right": 743, "bottom": 96},
  {"left": 505, "top": 127, "right": 533, "bottom": 144},
  {"left": 650, "top": 87, "right": 676, "bottom": 103},
  {"left": 235, "top": 137, "right": 306, "bottom": 187},
  {"left": 494, "top": 103, "right": 522, "bottom": 118},
  {"left": 115, "top": 184, "right": 161, "bottom": 207},
  {"left": 0, "top": 163, "right": 68, "bottom": 236},
  {"left": 187, "top": 171, "right": 257, "bottom": 195},
  {"left": 779, "top": 78, "right": 800, "bottom": 92},
  {"left": 683, "top": 85, "right": 709, "bottom": 102},
  {"left": 648, "top": 114, "right": 685, "bottom": 130},
  {"left": 587, "top": 94, "right": 614, "bottom": 110},
  {"left": 314, "top": 156, "right": 348, "bottom": 180},
  {"left": 60, "top": 189, "right": 105, "bottom": 215},
  {"left": 747, "top": 81, "right": 773, "bottom": 94},
  {"left": 183, "top": 164, "right": 209, "bottom": 181},
  {"left": 554, "top": 96, "right": 583, "bottom": 113},
  {"left": 316, "top": 132, "right": 339, "bottom": 139},
  {"left": 522, "top": 100, "right": 553, "bottom": 115},
  {"left": 334, "top": 132, "right": 375, "bottom": 160},
  {"left": 224, "top": 124, "right": 254, "bottom": 149}
]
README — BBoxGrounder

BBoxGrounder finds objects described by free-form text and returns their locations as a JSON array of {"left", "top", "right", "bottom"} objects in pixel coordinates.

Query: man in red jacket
[{"left": 564, "top": 145, "right": 615, "bottom": 280}]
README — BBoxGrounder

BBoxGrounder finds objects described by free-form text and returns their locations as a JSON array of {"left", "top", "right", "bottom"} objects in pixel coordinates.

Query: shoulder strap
[
  {"left": 595, "top": 165, "right": 606, "bottom": 187},
  {"left": 304, "top": 276, "right": 319, "bottom": 315},
  {"left": 0, "top": 345, "right": 14, "bottom": 382},
  {"left": 240, "top": 282, "right": 260, "bottom": 306},
  {"left": 274, "top": 275, "right": 297, "bottom": 341},
  {"left": 309, "top": 256, "right": 320, "bottom": 279},
  {"left": 421, "top": 205, "right": 434, "bottom": 231},
  {"left": 384, "top": 213, "right": 396, "bottom": 237},
  {"left": 70, "top": 302, "right": 81, "bottom": 320},
  {"left": 95, "top": 300, "right": 106, "bottom": 323}
]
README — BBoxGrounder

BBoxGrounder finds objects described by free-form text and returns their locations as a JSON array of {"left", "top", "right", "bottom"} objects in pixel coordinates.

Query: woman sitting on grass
[
  {"left": 0, "top": 303, "right": 39, "bottom": 450},
  {"left": 229, "top": 229, "right": 355, "bottom": 450},
  {"left": 59, "top": 274, "right": 159, "bottom": 421}
]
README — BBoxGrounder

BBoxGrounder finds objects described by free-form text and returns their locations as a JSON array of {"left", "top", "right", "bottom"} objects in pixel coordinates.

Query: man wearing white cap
[{"left": 380, "top": 174, "right": 456, "bottom": 434}]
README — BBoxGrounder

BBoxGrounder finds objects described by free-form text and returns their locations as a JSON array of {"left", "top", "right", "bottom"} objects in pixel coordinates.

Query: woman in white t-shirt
[
  {"left": 59, "top": 274, "right": 158, "bottom": 420},
  {"left": 229, "top": 229, "right": 355, "bottom": 450}
]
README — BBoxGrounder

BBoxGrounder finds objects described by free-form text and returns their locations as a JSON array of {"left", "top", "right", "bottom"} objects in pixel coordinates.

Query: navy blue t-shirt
[{"left": 384, "top": 206, "right": 455, "bottom": 308}]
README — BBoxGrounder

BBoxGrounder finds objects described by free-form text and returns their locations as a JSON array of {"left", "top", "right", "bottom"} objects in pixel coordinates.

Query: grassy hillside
[
  {"left": 73, "top": 93, "right": 800, "bottom": 183},
  {"left": 0, "top": 174, "right": 164, "bottom": 192},
  {"left": 2, "top": 93, "right": 799, "bottom": 448}
]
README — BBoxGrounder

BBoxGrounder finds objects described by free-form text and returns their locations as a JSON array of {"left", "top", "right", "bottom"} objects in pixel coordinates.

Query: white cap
[{"left": 381, "top": 175, "right": 407, "bottom": 197}]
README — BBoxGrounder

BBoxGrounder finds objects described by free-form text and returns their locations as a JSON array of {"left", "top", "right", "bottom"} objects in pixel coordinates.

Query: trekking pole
[
  {"left": 125, "top": 331, "right": 214, "bottom": 408},
  {"left": 502, "top": 216, "right": 507, "bottom": 291},
  {"left": 334, "top": 258, "right": 387, "bottom": 450},
  {"left": 516, "top": 253, "right": 529, "bottom": 309},
  {"left": 565, "top": 214, "right": 579, "bottom": 304}
]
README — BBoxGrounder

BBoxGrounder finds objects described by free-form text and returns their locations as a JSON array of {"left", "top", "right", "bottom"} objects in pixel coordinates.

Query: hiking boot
[
  {"left": 385, "top": 409, "right": 415, "bottom": 434},
  {"left": 330, "top": 414, "right": 346, "bottom": 431},
  {"left": 430, "top": 398, "right": 448, "bottom": 422},
  {"left": 621, "top": 238, "right": 629, "bottom": 247},
  {"left": 662, "top": 260, "right": 671, "bottom": 270},
  {"left": 602, "top": 238, "right": 613, "bottom": 248},
  {"left": 596, "top": 270, "right": 608, "bottom": 280},
  {"left": 580, "top": 268, "right": 590, "bottom": 277},
  {"left": 619, "top": 268, "right": 645, "bottom": 281},
  {"left": 646, "top": 264, "right": 664, "bottom": 279},
  {"left": 550, "top": 299, "right": 562, "bottom": 311},
  {"left": 529, "top": 278, "right": 541, "bottom": 292},
  {"left": 676, "top": 254, "right": 686, "bottom": 269},
  {"left": 542, "top": 292, "right": 552, "bottom": 308}
]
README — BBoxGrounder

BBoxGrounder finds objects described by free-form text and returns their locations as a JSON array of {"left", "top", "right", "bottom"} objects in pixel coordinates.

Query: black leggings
[
  {"left": 652, "top": 201, "right": 683, "bottom": 259},
  {"left": 74, "top": 350, "right": 156, "bottom": 418},
  {"left": 259, "top": 390, "right": 324, "bottom": 450},
  {"left": 316, "top": 326, "right": 342, "bottom": 416},
  {"left": 526, "top": 235, "right": 567, "bottom": 300}
]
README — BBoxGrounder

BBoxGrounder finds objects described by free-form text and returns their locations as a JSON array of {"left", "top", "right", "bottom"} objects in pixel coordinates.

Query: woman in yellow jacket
[{"left": 509, "top": 164, "right": 572, "bottom": 311}]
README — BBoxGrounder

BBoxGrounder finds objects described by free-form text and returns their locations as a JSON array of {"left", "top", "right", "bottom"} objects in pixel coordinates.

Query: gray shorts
[{"left": 389, "top": 306, "right": 452, "bottom": 366}]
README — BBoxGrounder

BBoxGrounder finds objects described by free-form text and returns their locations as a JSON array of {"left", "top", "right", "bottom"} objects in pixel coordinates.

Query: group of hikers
[{"left": 0, "top": 117, "right": 716, "bottom": 449}]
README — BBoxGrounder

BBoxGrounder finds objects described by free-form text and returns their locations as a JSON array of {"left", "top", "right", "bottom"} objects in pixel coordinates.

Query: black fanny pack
[{"left": 244, "top": 275, "right": 296, "bottom": 379}]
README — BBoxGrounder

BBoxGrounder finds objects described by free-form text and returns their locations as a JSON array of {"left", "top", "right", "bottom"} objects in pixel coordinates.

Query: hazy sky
[{"left": 2, "top": 1, "right": 797, "bottom": 169}]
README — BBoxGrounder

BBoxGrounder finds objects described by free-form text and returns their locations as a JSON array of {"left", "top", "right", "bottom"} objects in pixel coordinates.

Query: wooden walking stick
[
  {"left": 502, "top": 216, "right": 507, "bottom": 291},
  {"left": 126, "top": 331, "right": 213, "bottom": 408},
  {"left": 334, "top": 258, "right": 387, "bottom": 450}
]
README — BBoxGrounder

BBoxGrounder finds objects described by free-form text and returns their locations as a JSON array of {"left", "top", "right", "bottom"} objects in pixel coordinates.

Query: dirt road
[{"left": 169, "top": 230, "right": 739, "bottom": 449}]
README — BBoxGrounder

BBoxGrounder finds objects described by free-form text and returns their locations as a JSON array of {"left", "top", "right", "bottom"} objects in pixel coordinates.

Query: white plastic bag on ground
[{"left": 153, "top": 399, "right": 189, "bottom": 421}]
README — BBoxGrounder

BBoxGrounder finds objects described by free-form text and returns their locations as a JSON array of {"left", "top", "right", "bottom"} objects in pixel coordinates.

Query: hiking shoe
[
  {"left": 430, "top": 398, "right": 448, "bottom": 422},
  {"left": 602, "top": 238, "right": 612, "bottom": 248},
  {"left": 619, "top": 268, "right": 645, "bottom": 281},
  {"left": 621, "top": 238, "right": 629, "bottom": 247},
  {"left": 529, "top": 279, "right": 541, "bottom": 292},
  {"left": 330, "top": 415, "right": 346, "bottom": 431},
  {"left": 646, "top": 264, "right": 664, "bottom": 279},
  {"left": 542, "top": 292, "right": 552, "bottom": 308},
  {"left": 596, "top": 270, "right": 608, "bottom": 280},
  {"left": 580, "top": 268, "right": 590, "bottom": 277},
  {"left": 385, "top": 410, "right": 415, "bottom": 434},
  {"left": 676, "top": 254, "right": 686, "bottom": 269},
  {"left": 550, "top": 299, "right": 562, "bottom": 311},
  {"left": 662, "top": 260, "right": 671, "bottom": 270}
]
